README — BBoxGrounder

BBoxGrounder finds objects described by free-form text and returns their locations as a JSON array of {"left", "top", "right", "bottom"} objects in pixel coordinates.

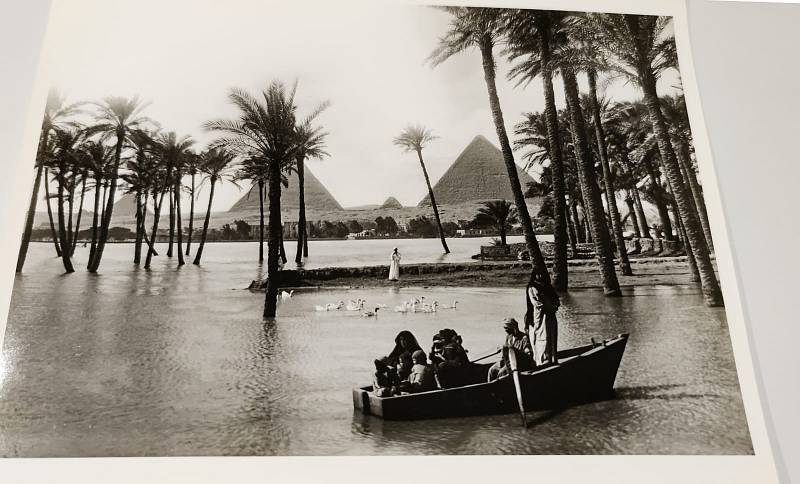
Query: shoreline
[{"left": 254, "top": 257, "right": 708, "bottom": 291}]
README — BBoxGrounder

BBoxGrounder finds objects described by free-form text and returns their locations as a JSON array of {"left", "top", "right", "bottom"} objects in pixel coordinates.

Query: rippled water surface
[{"left": 0, "top": 242, "right": 752, "bottom": 456}]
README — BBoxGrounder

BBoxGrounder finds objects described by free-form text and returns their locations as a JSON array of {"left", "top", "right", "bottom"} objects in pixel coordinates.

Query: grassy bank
[{"left": 257, "top": 257, "right": 707, "bottom": 290}]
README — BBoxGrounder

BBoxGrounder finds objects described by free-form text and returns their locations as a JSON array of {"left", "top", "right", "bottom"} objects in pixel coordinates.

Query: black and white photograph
[{"left": 0, "top": 0, "right": 771, "bottom": 464}]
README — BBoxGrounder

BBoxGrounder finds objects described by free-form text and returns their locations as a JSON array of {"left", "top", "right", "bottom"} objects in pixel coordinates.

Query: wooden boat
[{"left": 353, "top": 333, "right": 628, "bottom": 420}]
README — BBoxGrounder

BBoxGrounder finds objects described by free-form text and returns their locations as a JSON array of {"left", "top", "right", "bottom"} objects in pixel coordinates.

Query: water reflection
[{"left": 0, "top": 243, "right": 752, "bottom": 456}]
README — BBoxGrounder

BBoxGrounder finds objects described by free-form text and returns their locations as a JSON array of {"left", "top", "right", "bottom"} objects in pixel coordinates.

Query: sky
[{"left": 40, "top": 0, "right": 680, "bottom": 212}]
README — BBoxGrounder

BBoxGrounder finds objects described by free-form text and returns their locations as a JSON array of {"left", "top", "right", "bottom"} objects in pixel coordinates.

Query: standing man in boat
[
  {"left": 525, "top": 272, "right": 560, "bottom": 366},
  {"left": 487, "top": 318, "right": 534, "bottom": 381}
]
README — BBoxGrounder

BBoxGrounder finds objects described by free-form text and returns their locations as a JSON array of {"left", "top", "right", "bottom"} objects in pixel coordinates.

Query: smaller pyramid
[{"left": 381, "top": 196, "right": 403, "bottom": 209}]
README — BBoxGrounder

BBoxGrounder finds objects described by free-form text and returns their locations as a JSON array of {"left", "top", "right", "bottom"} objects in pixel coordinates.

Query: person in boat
[
  {"left": 406, "top": 350, "right": 436, "bottom": 393},
  {"left": 388, "top": 248, "right": 401, "bottom": 281},
  {"left": 524, "top": 271, "right": 560, "bottom": 366},
  {"left": 385, "top": 330, "right": 422, "bottom": 381},
  {"left": 429, "top": 328, "right": 469, "bottom": 388},
  {"left": 372, "top": 358, "right": 401, "bottom": 397},
  {"left": 488, "top": 318, "right": 534, "bottom": 382}
]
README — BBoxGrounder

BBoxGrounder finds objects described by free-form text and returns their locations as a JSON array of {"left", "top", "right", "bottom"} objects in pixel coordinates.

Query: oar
[
  {"left": 507, "top": 347, "right": 527, "bottom": 428},
  {"left": 469, "top": 347, "right": 502, "bottom": 364}
]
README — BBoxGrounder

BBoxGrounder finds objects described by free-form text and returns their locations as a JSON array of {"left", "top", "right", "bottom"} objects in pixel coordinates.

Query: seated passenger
[
  {"left": 488, "top": 318, "right": 534, "bottom": 382},
  {"left": 430, "top": 328, "right": 470, "bottom": 388},
  {"left": 372, "top": 358, "right": 400, "bottom": 397},
  {"left": 407, "top": 350, "right": 436, "bottom": 393},
  {"left": 385, "top": 330, "right": 422, "bottom": 381}
]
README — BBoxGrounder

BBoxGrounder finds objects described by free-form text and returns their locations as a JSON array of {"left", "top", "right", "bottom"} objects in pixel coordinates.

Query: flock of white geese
[{"left": 279, "top": 291, "right": 458, "bottom": 318}]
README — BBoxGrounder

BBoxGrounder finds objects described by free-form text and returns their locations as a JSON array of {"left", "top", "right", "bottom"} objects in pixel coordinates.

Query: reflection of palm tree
[
  {"left": 429, "top": 6, "right": 547, "bottom": 279},
  {"left": 17, "top": 89, "right": 83, "bottom": 272},
  {"left": 589, "top": 14, "right": 721, "bottom": 307},
  {"left": 474, "top": 200, "right": 517, "bottom": 246},
  {"left": 393, "top": 124, "right": 449, "bottom": 254},
  {"left": 87, "top": 95, "right": 153, "bottom": 272}
]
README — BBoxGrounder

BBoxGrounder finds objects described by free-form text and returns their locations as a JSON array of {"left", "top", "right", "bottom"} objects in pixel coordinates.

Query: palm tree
[
  {"left": 192, "top": 148, "right": 238, "bottom": 265},
  {"left": 590, "top": 13, "right": 721, "bottom": 306},
  {"left": 393, "top": 124, "right": 449, "bottom": 254},
  {"left": 505, "top": 9, "right": 571, "bottom": 290},
  {"left": 87, "top": 96, "right": 153, "bottom": 272},
  {"left": 474, "top": 200, "right": 517, "bottom": 246},
  {"left": 17, "top": 89, "right": 83, "bottom": 272},
  {"left": 584, "top": 79, "right": 632, "bottom": 275},
  {"left": 162, "top": 133, "right": 194, "bottom": 266},
  {"left": 183, "top": 152, "right": 203, "bottom": 256},
  {"left": 429, "top": 6, "right": 548, "bottom": 280},
  {"left": 123, "top": 130, "right": 159, "bottom": 264},
  {"left": 293, "top": 117, "right": 329, "bottom": 263},
  {"left": 205, "top": 81, "right": 306, "bottom": 318},
  {"left": 660, "top": 94, "right": 713, "bottom": 252},
  {"left": 46, "top": 128, "right": 87, "bottom": 272}
]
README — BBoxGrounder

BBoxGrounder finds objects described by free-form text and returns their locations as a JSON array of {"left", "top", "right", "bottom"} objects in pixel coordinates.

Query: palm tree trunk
[
  {"left": 67, "top": 175, "right": 75, "bottom": 250},
  {"left": 44, "top": 169, "right": 62, "bottom": 257},
  {"left": 539, "top": 22, "right": 569, "bottom": 290},
  {"left": 562, "top": 67, "right": 621, "bottom": 296},
  {"left": 145, "top": 189, "right": 166, "bottom": 270},
  {"left": 167, "top": 188, "right": 175, "bottom": 257},
  {"left": 565, "top": 202, "right": 579, "bottom": 256},
  {"left": 478, "top": 39, "right": 547, "bottom": 280},
  {"left": 175, "top": 178, "right": 184, "bottom": 266},
  {"left": 193, "top": 178, "right": 216, "bottom": 265},
  {"left": 263, "top": 163, "right": 282, "bottom": 319},
  {"left": 303, "top": 221, "right": 309, "bottom": 257},
  {"left": 642, "top": 153, "right": 674, "bottom": 240},
  {"left": 416, "top": 149, "right": 450, "bottom": 254},
  {"left": 89, "top": 129, "right": 124, "bottom": 273},
  {"left": 675, "top": 211, "right": 700, "bottom": 282},
  {"left": 676, "top": 139, "right": 714, "bottom": 252},
  {"left": 625, "top": 195, "right": 642, "bottom": 238},
  {"left": 16, "top": 130, "right": 48, "bottom": 272},
  {"left": 279, "top": 222, "right": 287, "bottom": 264},
  {"left": 71, "top": 173, "right": 87, "bottom": 255},
  {"left": 295, "top": 157, "right": 306, "bottom": 263},
  {"left": 258, "top": 180, "right": 265, "bottom": 262},
  {"left": 134, "top": 192, "right": 144, "bottom": 264},
  {"left": 633, "top": 40, "right": 722, "bottom": 306},
  {"left": 587, "top": 70, "right": 632, "bottom": 276},
  {"left": 185, "top": 173, "right": 195, "bottom": 256},
  {"left": 56, "top": 171, "right": 74, "bottom": 273},
  {"left": 88, "top": 177, "right": 102, "bottom": 268}
]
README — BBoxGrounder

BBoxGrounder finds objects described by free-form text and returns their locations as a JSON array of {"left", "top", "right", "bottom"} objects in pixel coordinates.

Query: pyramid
[
  {"left": 112, "top": 193, "right": 143, "bottom": 218},
  {"left": 381, "top": 196, "right": 403, "bottom": 209},
  {"left": 228, "top": 167, "right": 343, "bottom": 212},
  {"left": 419, "top": 135, "right": 536, "bottom": 206}
]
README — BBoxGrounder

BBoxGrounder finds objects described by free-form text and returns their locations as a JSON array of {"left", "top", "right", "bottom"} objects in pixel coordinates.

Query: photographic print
[{"left": 0, "top": 0, "right": 759, "bottom": 459}]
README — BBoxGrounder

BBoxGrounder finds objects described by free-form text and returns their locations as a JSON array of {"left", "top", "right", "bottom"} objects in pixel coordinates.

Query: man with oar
[{"left": 487, "top": 318, "right": 534, "bottom": 381}]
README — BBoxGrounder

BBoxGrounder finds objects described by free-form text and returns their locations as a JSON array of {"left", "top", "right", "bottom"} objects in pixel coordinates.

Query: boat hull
[{"left": 353, "top": 334, "right": 628, "bottom": 420}]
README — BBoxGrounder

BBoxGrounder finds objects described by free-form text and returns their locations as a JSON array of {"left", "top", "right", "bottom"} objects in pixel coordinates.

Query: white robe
[{"left": 388, "top": 252, "right": 401, "bottom": 280}]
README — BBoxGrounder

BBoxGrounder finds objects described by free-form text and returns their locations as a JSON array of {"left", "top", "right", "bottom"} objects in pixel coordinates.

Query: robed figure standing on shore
[
  {"left": 524, "top": 272, "right": 560, "bottom": 365},
  {"left": 388, "top": 248, "right": 401, "bottom": 281}
]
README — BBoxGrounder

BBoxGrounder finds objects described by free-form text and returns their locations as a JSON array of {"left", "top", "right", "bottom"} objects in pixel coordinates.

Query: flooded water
[{"left": 0, "top": 242, "right": 752, "bottom": 456}]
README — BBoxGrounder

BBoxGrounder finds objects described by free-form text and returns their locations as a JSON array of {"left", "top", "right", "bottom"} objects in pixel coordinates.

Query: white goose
[
  {"left": 346, "top": 299, "right": 364, "bottom": 311},
  {"left": 280, "top": 290, "right": 294, "bottom": 300},
  {"left": 441, "top": 300, "right": 459, "bottom": 310},
  {"left": 362, "top": 307, "right": 380, "bottom": 318},
  {"left": 314, "top": 305, "right": 329, "bottom": 312},
  {"left": 393, "top": 302, "right": 409, "bottom": 313},
  {"left": 421, "top": 301, "right": 438, "bottom": 313}
]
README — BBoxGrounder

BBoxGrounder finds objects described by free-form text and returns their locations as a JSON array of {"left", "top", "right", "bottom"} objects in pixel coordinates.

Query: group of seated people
[
  {"left": 372, "top": 328, "right": 470, "bottom": 396},
  {"left": 372, "top": 317, "right": 540, "bottom": 397}
]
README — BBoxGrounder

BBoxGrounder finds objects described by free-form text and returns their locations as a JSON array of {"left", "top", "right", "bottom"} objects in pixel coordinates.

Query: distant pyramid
[
  {"left": 381, "top": 196, "right": 403, "bottom": 209},
  {"left": 419, "top": 135, "right": 536, "bottom": 206},
  {"left": 112, "top": 193, "right": 142, "bottom": 218},
  {"left": 228, "top": 167, "right": 343, "bottom": 212}
]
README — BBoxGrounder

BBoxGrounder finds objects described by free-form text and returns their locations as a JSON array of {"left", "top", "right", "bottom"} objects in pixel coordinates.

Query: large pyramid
[
  {"left": 381, "top": 196, "right": 403, "bottom": 209},
  {"left": 228, "top": 167, "right": 343, "bottom": 213},
  {"left": 419, "top": 135, "right": 537, "bottom": 206}
]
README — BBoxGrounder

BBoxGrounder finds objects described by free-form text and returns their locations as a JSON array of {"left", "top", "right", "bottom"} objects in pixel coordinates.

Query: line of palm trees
[
  {"left": 428, "top": 8, "right": 722, "bottom": 307},
  {"left": 15, "top": 85, "right": 329, "bottom": 308}
]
